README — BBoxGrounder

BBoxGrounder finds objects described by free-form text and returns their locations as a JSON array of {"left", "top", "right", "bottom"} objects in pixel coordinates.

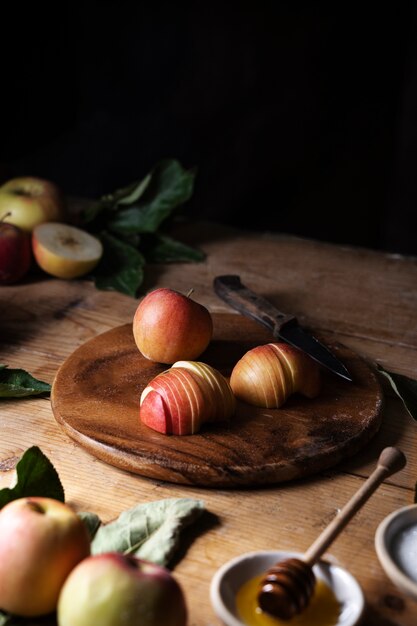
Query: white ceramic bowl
[
  {"left": 375, "top": 503, "right": 417, "bottom": 601},
  {"left": 210, "top": 550, "right": 365, "bottom": 626}
]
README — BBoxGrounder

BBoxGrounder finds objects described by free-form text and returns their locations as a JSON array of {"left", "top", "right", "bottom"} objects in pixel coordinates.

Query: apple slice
[
  {"left": 32, "top": 223, "right": 103, "bottom": 279},
  {"left": 139, "top": 361, "right": 235, "bottom": 435},
  {"left": 230, "top": 342, "right": 321, "bottom": 409}
]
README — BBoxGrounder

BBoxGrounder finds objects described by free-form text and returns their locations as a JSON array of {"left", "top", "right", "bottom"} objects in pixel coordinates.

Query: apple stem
[
  {"left": 0, "top": 212, "right": 12, "bottom": 223},
  {"left": 186, "top": 288, "right": 194, "bottom": 298}
]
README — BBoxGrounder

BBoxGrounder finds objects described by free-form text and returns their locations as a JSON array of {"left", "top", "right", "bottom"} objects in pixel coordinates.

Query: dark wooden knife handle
[{"left": 213, "top": 275, "right": 296, "bottom": 333}]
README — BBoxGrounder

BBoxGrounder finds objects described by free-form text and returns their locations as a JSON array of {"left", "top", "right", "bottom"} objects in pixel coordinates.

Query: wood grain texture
[
  {"left": 51, "top": 314, "right": 383, "bottom": 487},
  {"left": 1, "top": 220, "right": 417, "bottom": 625}
]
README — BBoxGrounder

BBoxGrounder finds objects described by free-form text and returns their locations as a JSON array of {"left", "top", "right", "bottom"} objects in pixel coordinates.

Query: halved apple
[
  {"left": 139, "top": 361, "right": 235, "bottom": 435},
  {"left": 32, "top": 223, "right": 103, "bottom": 279},
  {"left": 230, "top": 342, "right": 321, "bottom": 408}
]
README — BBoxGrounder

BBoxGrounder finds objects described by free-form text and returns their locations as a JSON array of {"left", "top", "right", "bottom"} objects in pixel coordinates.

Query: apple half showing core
[
  {"left": 230, "top": 342, "right": 321, "bottom": 408},
  {"left": 57, "top": 553, "right": 187, "bottom": 626},
  {"left": 32, "top": 223, "right": 103, "bottom": 279},
  {"left": 140, "top": 361, "right": 236, "bottom": 435}
]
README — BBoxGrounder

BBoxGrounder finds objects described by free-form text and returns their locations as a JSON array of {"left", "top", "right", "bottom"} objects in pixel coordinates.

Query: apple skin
[
  {"left": 230, "top": 342, "right": 321, "bottom": 408},
  {"left": 0, "top": 177, "right": 66, "bottom": 232},
  {"left": 140, "top": 360, "right": 235, "bottom": 435},
  {"left": 0, "top": 497, "right": 90, "bottom": 617},
  {"left": 57, "top": 552, "right": 188, "bottom": 626},
  {"left": 133, "top": 288, "right": 213, "bottom": 364},
  {"left": 0, "top": 221, "right": 31, "bottom": 284}
]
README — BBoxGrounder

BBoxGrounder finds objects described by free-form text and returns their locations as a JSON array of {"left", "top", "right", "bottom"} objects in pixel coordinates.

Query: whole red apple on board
[
  {"left": 57, "top": 552, "right": 187, "bottom": 626},
  {"left": 0, "top": 219, "right": 31, "bottom": 284},
  {"left": 133, "top": 288, "right": 213, "bottom": 364},
  {"left": 0, "top": 497, "right": 90, "bottom": 617},
  {"left": 0, "top": 176, "right": 66, "bottom": 232}
]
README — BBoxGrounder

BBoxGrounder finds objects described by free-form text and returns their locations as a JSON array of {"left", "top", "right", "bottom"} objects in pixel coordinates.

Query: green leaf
[
  {"left": 91, "top": 498, "right": 205, "bottom": 567},
  {"left": 78, "top": 511, "right": 102, "bottom": 540},
  {"left": 80, "top": 174, "right": 152, "bottom": 226},
  {"left": 144, "top": 233, "right": 206, "bottom": 263},
  {"left": 377, "top": 365, "right": 417, "bottom": 422},
  {"left": 115, "top": 173, "right": 152, "bottom": 206},
  {"left": 0, "top": 365, "right": 51, "bottom": 398},
  {"left": 0, "top": 612, "right": 13, "bottom": 625},
  {"left": 0, "top": 446, "right": 64, "bottom": 509},
  {"left": 108, "top": 160, "right": 196, "bottom": 235},
  {"left": 92, "top": 231, "right": 145, "bottom": 297}
]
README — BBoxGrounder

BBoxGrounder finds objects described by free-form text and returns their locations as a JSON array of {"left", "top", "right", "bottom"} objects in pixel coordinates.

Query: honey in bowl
[{"left": 236, "top": 573, "right": 341, "bottom": 626}]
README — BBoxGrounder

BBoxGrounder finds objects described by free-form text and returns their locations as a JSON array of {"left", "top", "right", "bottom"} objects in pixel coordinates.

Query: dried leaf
[
  {"left": 91, "top": 498, "right": 205, "bottom": 566},
  {"left": 377, "top": 365, "right": 417, "bottom": 422}
]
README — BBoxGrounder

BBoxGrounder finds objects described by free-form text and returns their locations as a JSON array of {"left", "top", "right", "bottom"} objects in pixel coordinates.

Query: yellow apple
[
  {"left": 32, "top": 222, "right": 103, "bottom": 279},
  {"left": 57, "top": 553, "right": 187, "bottom": 626},
  {"left": 0, "top": 496, "right": 90, "bottom": 617},
  {"left": 0, "top": 177, "right": 66, "bottom": 232}
]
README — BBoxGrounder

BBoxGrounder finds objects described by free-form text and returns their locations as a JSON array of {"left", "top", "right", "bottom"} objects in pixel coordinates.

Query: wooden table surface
[{"left": 1, "top": 220, "right": 417, "bottom": 625}]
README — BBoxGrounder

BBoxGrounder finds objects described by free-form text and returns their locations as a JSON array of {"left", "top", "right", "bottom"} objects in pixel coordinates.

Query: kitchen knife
[{"left": 213, "top": 275, "right": 352, "bottom": 382}]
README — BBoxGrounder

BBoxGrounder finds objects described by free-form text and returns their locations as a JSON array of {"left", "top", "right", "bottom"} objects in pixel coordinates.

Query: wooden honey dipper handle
[
  {"left": 303, "top": 446, "right": 406, "bottom": 566},
  {"left": 258, "top": 447, "right": 406, "bottom": 620}
]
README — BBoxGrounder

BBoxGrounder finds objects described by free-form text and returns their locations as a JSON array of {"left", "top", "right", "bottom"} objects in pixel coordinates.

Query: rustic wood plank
[{"left": 1, "top": 223, "right": 417, "bottom": 625}]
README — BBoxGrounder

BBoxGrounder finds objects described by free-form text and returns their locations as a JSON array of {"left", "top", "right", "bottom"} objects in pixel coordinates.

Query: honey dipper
[{"left": 257, "top": 446, "right": 407, "bottom": 620}]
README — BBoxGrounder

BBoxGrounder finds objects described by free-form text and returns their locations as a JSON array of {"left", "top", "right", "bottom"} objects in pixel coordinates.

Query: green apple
[
  {"left": 0, "top": 496, "right": 90, "bottom": 617},
  {"left": 57, "top": 552, "right": 188, "bottom": 626},
  {"left": 32, "top": 222, "right": 103, "bottom": 279},
  {"left": 0, "top": 176, "right": 66, "bottom": 232}
]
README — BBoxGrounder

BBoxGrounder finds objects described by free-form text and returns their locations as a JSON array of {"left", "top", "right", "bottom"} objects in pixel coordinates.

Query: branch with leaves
[{"left": 79, "top": 158, "right": 205, "bottom": 297}]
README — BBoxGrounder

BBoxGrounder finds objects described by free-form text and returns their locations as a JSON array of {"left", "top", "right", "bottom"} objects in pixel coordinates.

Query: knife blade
[{"left": 213, "top": 275, "right": 352, "bottom": 382}]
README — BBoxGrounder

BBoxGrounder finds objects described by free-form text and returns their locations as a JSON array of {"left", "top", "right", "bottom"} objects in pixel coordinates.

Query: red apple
[
  {"left": 140, "top": 361, "right": 236, "bottom": 435},
  {"left": 230, "top": 342, "right": 321, "bottom": 408},
  {"left": 57, "top": 552, "right": 187, "bottom": 626},
  {"left": 0, "top": 219, "right": 31, "bottom": 284},
  {"left": 133, "top": 288, "right": 213, "bottom": 364},
  {"left": 0, "top": 176, "right": 66, "bottom": 232},
  {"left": 0, "top": 497, "right": 90, "bottom": 617}
]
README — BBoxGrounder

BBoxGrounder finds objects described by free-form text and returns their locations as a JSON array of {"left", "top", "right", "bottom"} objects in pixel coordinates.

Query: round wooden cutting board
[{"left": 51, "top": 314, "right": 383, "bottom": 488}]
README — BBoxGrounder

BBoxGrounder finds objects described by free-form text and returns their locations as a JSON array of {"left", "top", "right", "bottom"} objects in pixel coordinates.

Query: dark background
[{"left": 1, "top": 2, "right": 417, "bottom": 254}]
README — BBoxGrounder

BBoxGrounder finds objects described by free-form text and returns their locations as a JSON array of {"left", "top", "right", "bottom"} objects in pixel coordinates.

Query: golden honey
[{"left": 236, "top": 574, "right": 341, "bottom": 626}]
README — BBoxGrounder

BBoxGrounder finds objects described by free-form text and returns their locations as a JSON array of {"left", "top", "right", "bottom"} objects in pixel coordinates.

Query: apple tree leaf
[
  {"left": 0, "top": 364, "right": 51, "bottom": 398},
  {"left": 0, "top": 446, "right": 64, "bottom": 509},
  {"left": 81, "top": 173, "right": 152, "bottom": 225},
  {"left": 78, "top": 511, "right": 102, "bottom": 539},
  {"left": 107, "top": 159, "right": 196, "bottom": 235},
  {"left": 92, "top": 231, "right": 145, "bottom": 296},
  {"left": 91, "top": 498, "right": 205, "bottom": 567},
  {"left": 377, "top": 365, "right": 417, "bottom": 422},
  {"left": 143, "top": 233, "right": 205, "bottom": 263}
]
